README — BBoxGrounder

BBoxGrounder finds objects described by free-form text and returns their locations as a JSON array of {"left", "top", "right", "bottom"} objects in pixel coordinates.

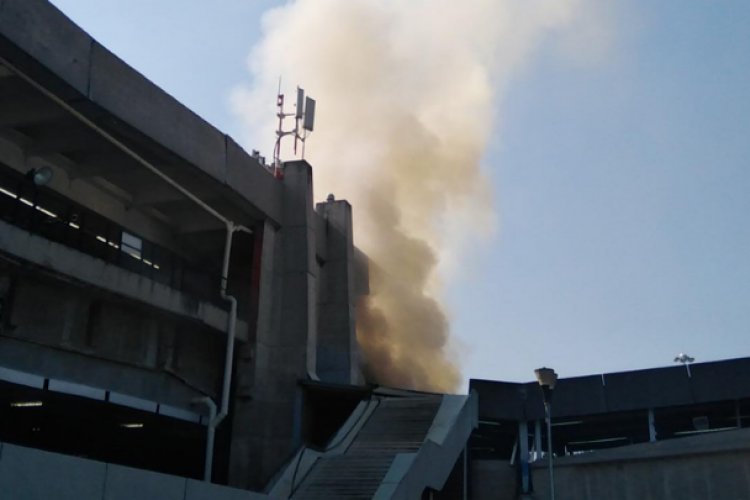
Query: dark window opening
[
  {"left": 469, "top": 419, "right": 518, "bottom": 460},
  {"left": 302, "top": 384, "right": 368, "bottom": 449},
  {"left": 549, "top": 410, "right": 650, "bottom": 455},
  {"left": 654, "top": 400, "right": 742, "bottom": 439},
  {"left": 0, "top": 380, "right": 205, "bottom": 478}
]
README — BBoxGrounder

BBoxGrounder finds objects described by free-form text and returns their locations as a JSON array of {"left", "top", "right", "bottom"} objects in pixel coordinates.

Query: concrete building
[
  {"left": 0, "top": 1, "right": 475, "bottom": 498},
  {"left": 469, "top": 357, "right": 750, "bottom": 499}
]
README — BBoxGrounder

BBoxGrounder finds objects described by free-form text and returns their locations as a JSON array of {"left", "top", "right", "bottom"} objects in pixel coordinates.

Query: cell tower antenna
[{"left": 272, "top": 81, "right": 317, "bottom": 179}]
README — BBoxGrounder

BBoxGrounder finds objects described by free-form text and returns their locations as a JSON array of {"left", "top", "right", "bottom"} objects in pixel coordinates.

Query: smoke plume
[{"left": 233, "top": 0, "right": 601, "bottom": 393}]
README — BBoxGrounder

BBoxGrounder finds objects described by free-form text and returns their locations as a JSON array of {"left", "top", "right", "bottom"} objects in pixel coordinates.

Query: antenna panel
[
  {"left": 296, "top": 88, "right": 305, "bottom": 119},
  {"left": 303, "top": 97, "right": 316, "bottom": 131}
]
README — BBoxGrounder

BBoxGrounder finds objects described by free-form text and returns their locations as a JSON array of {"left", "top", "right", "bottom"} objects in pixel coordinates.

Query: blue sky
[{"left": 50, "top": 1, "right": 750, "bottom": 384}]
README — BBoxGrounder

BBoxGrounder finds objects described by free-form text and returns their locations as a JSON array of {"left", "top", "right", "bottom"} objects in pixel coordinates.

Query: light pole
[{"left": 535, "top": 367, "right": 558, "bottom": 500}]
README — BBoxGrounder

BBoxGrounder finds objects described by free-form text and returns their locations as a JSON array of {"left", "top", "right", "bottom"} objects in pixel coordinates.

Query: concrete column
[
  {"left": 228, "top": 161, "right": 318, "bottom": 490},
  {"left": 280, "top": 161, "right": 318, "bottom": 380},
  {"left": 462, "top": 446, "right": 468, "bottom": 500},
  {"left": 60, "top": 295, "right": 80, "bottom": 347},
  {"left": 518, "top": 421, "right": 531, "bottom": 494},
  {"left": 534, "top": 420, "right": 543, "bottom": 462},
  {"left": 314, "top": 197, "right": 362, "bottom": 385},
  {"left": 648, "top": 408, "right": 657, "bottom": 442},
  {"left": 737, "top": 400, "right": 742, "bottom": 428}
]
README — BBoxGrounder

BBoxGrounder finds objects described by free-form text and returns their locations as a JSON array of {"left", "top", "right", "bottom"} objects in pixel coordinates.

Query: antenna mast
[{"left": 273, "top": 83, "right": 316, "bottom": 179}]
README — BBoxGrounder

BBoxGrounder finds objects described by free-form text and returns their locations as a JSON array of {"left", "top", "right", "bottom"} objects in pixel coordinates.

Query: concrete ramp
[{"left": 272, "top": 390, "right": 477, "bottom": 499}]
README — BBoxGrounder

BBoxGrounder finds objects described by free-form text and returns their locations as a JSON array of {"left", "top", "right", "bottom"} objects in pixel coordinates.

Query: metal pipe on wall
[{"left": 193, "top": 397, "right": 217, "bottom": 480}]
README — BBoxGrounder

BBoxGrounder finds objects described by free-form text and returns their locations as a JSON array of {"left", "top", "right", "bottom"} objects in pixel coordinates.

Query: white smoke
[{"left": 232, "top": 0, "right": 608, "bottom": 392}]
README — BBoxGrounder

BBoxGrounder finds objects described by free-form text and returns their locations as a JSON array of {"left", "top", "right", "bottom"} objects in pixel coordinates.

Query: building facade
[{"left": 0, "top": 0, "right": 369, "bottom": 494}]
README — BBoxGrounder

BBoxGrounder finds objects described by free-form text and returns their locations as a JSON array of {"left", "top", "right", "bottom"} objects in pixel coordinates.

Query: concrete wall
[
  {"left": 470, "top": 460, "right": 517, "bottom": 500},
  {"left": 524, "top": 428, "right": 750, "bottom": 500},
  {"left": 0, "top": 260, "right": 225, "bottom": 408},
  {"left": 0, "top": 441, "right": 268, "bottom": 500}
]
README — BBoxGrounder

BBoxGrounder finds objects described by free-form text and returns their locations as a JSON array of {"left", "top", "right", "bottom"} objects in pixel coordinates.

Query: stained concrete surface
[
  {"left": 527, "top": 428, "right": 750, "bottom": 500},
  {"left": 0, "top": 442, "right": 269, "bottom": 500}
]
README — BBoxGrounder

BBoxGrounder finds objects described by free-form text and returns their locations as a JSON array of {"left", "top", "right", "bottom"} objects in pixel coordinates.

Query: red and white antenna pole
[{"left": 273, "top": 81, "right": 316, "bottom": 179}]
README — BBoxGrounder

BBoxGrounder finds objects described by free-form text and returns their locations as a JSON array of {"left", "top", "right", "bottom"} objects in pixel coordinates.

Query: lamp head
[{"left": 535, "top": 367, "right": 558, "bottom": 389}]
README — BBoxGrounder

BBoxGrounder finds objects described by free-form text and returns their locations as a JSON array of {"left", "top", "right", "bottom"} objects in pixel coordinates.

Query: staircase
[{"left": 291, "top": 396, "right": 442, "bottom": 499}]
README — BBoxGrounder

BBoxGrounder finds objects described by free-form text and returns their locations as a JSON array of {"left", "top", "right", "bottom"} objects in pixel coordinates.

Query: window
[{"left": 120, "top": 232, "right": 142, "bottom": 260}]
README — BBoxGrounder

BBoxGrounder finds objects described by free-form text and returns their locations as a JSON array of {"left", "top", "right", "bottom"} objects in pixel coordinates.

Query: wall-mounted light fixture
[{"left": 26, "top": 166, "right": 54, "bottom": 186}]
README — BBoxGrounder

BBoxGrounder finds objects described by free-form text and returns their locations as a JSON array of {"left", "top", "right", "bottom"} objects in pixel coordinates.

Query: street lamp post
[{"left": 535, "top": 367, "right": 558, "bottom": 500}]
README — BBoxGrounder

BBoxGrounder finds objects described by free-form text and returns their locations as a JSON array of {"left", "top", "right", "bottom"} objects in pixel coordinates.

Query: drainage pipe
[
  {"left": 0, "top": 56, "right": 254, "bottom": 481},
  {"left": 194, "top": 221, "right": 251, "bottom": 481},
  {"left": 193, "top": 397, "right": 217, "bottom": 481}
]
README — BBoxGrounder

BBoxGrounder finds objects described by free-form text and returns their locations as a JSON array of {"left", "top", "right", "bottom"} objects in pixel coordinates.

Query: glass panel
[{"left": 120, "top": 231, "right": 142, "bottom": 260}]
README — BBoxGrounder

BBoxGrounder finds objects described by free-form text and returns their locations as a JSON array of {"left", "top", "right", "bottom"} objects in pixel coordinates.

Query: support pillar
[
  {"left": 534, "top": 420, "right": 542, "bottom": 462},
  {"left": 648, "top": 408, "right": 657, "bottom": 442},
  {"left": 315, "top": 197, "right": 362, "bottom": 385},
  {"left": 519, "top": 420, "right": 530, "bottom": 494},
  {"left": 228, "top": 161, "right": 318, "bottom": 489}
]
